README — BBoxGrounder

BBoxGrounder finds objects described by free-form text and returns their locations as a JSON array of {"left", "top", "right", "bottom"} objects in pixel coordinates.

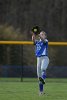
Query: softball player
[{"left": 32, "top": 31, "right": 49, "bottom": 95}]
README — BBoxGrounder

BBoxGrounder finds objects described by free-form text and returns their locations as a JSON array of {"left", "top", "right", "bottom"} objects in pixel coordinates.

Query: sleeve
[{"left": 43, "top": 39, "right": 48, "bottom": 44}]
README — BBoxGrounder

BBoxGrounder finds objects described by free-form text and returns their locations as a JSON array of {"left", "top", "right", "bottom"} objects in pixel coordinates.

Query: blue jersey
[{"left": 35, "top": 39, "right": 48, "bottom": 57}]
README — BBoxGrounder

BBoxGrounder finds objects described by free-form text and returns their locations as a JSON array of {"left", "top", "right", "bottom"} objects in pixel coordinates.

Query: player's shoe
[
  {"left": 39, "top": 77, "right": 45, "bottom": 84},
  {"left": 39, "top": 92, "right": 45, "bottom": 96}
]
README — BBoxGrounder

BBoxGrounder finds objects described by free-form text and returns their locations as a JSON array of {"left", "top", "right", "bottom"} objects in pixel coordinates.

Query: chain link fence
[{"left": 0, "top": 44, "right": 67, "bottom": 82}]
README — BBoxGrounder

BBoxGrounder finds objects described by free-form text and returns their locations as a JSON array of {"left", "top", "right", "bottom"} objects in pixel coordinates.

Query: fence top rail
[{"left": 0, "top": 41, "right": 67, "bottom": 46}]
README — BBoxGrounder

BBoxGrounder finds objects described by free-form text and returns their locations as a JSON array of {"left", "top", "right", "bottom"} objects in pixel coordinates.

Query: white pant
[{"left": 37, "top": 56, "right": 49, "bottom": 78}]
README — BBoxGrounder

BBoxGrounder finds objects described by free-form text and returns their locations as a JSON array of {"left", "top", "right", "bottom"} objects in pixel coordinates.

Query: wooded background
[{"left": 0, "top": 0, "right": 67, "bottom": 41}]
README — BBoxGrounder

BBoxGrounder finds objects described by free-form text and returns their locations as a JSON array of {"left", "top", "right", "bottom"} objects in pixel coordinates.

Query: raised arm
[{"left": 32, "top": 34, "right": 36, "bottom": 44}]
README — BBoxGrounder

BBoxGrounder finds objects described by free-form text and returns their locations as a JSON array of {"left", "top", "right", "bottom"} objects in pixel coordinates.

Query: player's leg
[
  {"left": 37, "top": 57, "right": 41, "bottom": 78},
  {"left": 39, "top": 56, "right": 49, "bottom": 94},
  {"left": 39, "top": 56, "right": 49, "bottom": 84},
  {"left": 37, "top": 57, "right": 43, "bottom": 94},
  {"left": 41, "top": 56, "right": 49, "bottom": 81}
]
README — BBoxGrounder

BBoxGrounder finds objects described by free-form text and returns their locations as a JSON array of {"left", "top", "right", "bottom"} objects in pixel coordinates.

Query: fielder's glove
[{"left": 32, "top": 26, "right": 40, "bottom": 35}]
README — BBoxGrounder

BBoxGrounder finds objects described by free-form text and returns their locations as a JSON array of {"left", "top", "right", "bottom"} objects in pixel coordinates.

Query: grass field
[{"left": 0, "top": 78, "right": 67, "bottom": 100}]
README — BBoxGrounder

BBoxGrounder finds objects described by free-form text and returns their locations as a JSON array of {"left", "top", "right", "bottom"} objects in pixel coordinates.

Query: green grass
[{"left": 0, "top": 78, "right": 67, "bottom": 100}]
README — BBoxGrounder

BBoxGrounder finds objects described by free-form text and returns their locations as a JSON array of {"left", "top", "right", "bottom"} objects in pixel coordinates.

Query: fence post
[{"left": 20, "top": 45, "right": 23, "bottom": 82}]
